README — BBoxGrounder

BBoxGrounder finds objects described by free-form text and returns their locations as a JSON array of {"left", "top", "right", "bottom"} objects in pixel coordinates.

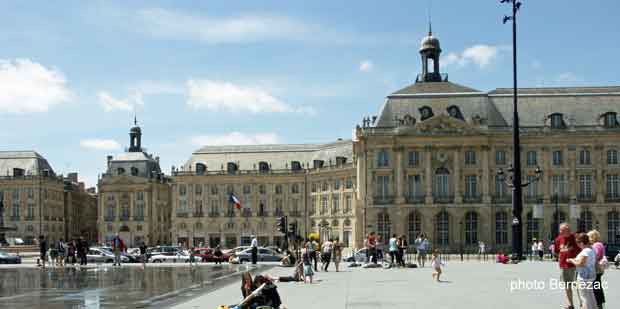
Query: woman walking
[
  {"left": 588, "top": 230, "right": 606, "bottom": 309},
  {"left": 567, "top": 233, "right": 597, "bottom": 309},
  {"left": 388, "top": 234, "right": 398, "bottom": 267},
  {"left": 332, "top": 238, "right": 343, "bottom": 272}
]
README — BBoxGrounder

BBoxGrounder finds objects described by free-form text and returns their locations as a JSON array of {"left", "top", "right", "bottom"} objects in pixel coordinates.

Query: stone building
[
  {"left": 63, "top": 173, "right": 98, "bottom": 242},
  {"left": 0, "top": 151, "right": 66, "bottom": 244},
  {"left": 354, "top": 29, "right": 620, "bottom": 252},
  {"left": 171, "top": 140, "right": 357, "bottom": 248},
  {"left": 97, "top": 120, "right": 172, "bottom": 246}
]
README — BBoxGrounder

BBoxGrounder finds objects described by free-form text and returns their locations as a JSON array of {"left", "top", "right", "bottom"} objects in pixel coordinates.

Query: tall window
[
  {"left": 321, "top": 197, "right": 328, "bottom": 215},
  {"left": 552, "top": 175, "right": 567, "bottom": 197},
  {"left": 436, "top": 211, "right": 450, "bottom": 246},
  {"left": 465, "top": 150, "right": 476, "bottom": 165},
  {"left": 194, "top": 200, "right": 203, "bottom": 215},
  {"left": 465, "top": 175, "right": 478, "bottom": 198},
  {"left": 526, "top": 212, "right": 539, "bottom": 244},
  {"left": 211, "top": 185, "right": 218, "bottom": 195},
  {"left": 291, "top": 184, "right": 299, "bottom": 194},
  {"left": 332, "top": 195, "right": 340, "bottom": 214},
  {"left": 346, "top": 178, "right": 353, "bottom": 189},
  {"left": 495, "top": 150, "right": 506, "bottom": 165},
  {"left": 495, "top": 212, "right": 508, "bottom": 245},
  {"left": 495, "top": 175, "right": 506, "bottom": 198},
  {"left": 434, "top": 168, "right": 450, "bottom": 198},
  {"left": 259, "top": 185, "right": 266, "bottom": 194},
  {"left": 607, "top": 175, "right": 619, "bottom": 198},
  {"left": 553, "top": 150, "right": 563, "bottom": 166},
  {"left": 275, "top": 185, "right": 283, "bottom": 194},
  {"left": 552, "top": 211, "right": 567, "bottom": 236},
  {"left": 377, "top": 149, "right": 390, "bottom": 167},
  {"left": 407, "top": 175, "right": 423, "bottom": 198},
  {"left": 310, "top": 197, "right": 316, "bottom": 215},
  {"left": 465, "top": 212, "right": 478, "bottom": 245},
  {"left": 376, "top": 175, "right": 390, "bottom": 198},
  {"left": 275, "top": 199, "right": 283, "bottom": 215},
  {"left": 27, "top": 202, "right": 34, "bottom": 218},
  {"left": 550, "top": 113, "right": 564, "bottom": 128},
  {"left": 179, "top": 185, "right": 187, "bottom": 196},
  {"left": 408, "top": 151, "right": 420, "bottom": 167},
  {"left": 579, "top": 149, "right": 591, "bottom": 165},
  {"left": 135, "top": 203, "right": 144, "bottom": 220},
  {"left": 579, "top": 175, "right": 593, "bottom": 198},
  {"left": 408, "top": 212, "right": 422, "bottom": 242},
  {"left": 526, "top": 151, "right": 537, "bottom": 166},
  {"left": 11, "top": 201, "right": 19, "bottom": 218},
  {"left": 210, "top": 200, "right": 219, "bottom": 214},
  {"left": 344, "top": 195, "right": 352, "bottom": 213},
  {"left": 608, "top": 150, "right": 619, "bottom": 165},
  {"left": 377, "top": 213, "right": 391, "bottom": 244},
  {"left": 604, "top": 112, "right": 618, "bottom": 128},
  {"left": 608, "top": 211, "right": 620, "bottom": 244},
  {"left": 195, "top": 185, "right": 202, "bottom": 195},
  {"left": 106, "top": 205, "right": 115, "bottom": 219},
  {"left": 579, "top": 211, "right": 593, "bottom": 232},
  {"left": 334, "top": 180, "right": 341, "bottom": 190},
  {"left": 121, "top": 203, "right": 130, "bottom": 219},
  {"left": 526, "top": 175, "right": 539, "bottom": 198}
]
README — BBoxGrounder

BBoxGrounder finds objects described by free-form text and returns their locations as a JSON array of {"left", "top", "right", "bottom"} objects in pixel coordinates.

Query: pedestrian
[
  {"left": 587, "top": 230, "right": 606, "bottom": 309},
  {"left": 376, "top": 235, "right": 384, "bottom": 263},
  {"left": 367, "top": 232, "right": 377, "bottom": 264},
  {"left": 363, "top": 234, "right": 369, "bottom": 263},
  {"left": 250, "top": 235, "right": 258, "bottom": 265},
  {"left": 388, "top": 234, "right": 398, "bottom": 267},
  {"left": 302, "top": 249, "right": 314, "bottom": 284},
  {"left": 615, "top": 252, "right": 620, "bottom": 269},
  {"left": 478, "top": 241, "right": 486, "bottom": 261},
  {"left": 49, "top": 243, "right": 58, "bottom": 268},
  {"left": 111, "top": 233, "right": 126, "bottom": 266},
  {"left": 57, "top": 238, "right": 66, "bottom": 267},
  {"left": 321, "top": 238, "right": 333, "bottom": 271},
  {"left": 38, "top": 235, "right": 47, "bottom": 269},
  {"left": 189, "top": 247, "right": 196, "bottom": 267},
  {"left": 554, "top": 223, "right": 581, "bottom": 309},
  {"left": 531, "top": 239, "right": 538, "bottom": 260},
  {"left": 213, "top": 245, "right": 223, "bottom": 265},
  {"left": 309, "top": 238, "right": 319, "bottom": 271},
  {"left": 139, "top": 242, "right": 148, "bottom": 268},
  {"left": 431, "top": 249, "right": 445, "bottom": 282},
  {"left": 332, "top": 238, "right": 343, "bottom": 272},
  {"left": 537, "top": 240, "right": 545, "bottom": 261},
  {"left": 567, "top": 233, "right": 597, "bottom": 309},
  {"left": 416, "top": 234, "right": 429, "bottom": 267},
  {"left": 399, "top": 235, "right": 408, "bottom": 266},
  {"left": 67, "top": 240, "right": 76, "bottom": 266}
]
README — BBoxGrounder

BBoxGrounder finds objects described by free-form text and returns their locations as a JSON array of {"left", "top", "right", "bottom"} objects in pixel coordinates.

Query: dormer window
[
  {"left": 603, "top": 112, "right": 618, "bottom": 128},
  {"left": 130, "top": 167, "right": 139, "bottom": 176},
  {"left": 447, "top": 105, "right": 464, "bottom": 120},
  {"left": 291, "top": 161, "right": 302, "bottom": 171},
  {"left": 226, "top": 162, "right": 238, "bottom": 174},
  {"left": 258, "top": 161, "right": 269, "bottom": 173},
  {"left": 313, "top": 160, "right": 324, "bottom": 169},
  {"left": 335, "top": 156, "right": 347, "bottom": 166},
  {"left": 419, "top": 106, "right": 434, "bottom": 121},
  {"left": 195, "top": 163, "right": 206, "bottom": 175},
  {"left": 117, "top": 167, "right": 125, "bottom": 175},
  {"left": 549, "top": 113, "right": 565, "bottom": 129}
]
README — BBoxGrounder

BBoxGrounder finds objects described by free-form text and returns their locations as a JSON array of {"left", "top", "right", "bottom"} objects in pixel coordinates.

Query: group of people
[
  {"left": 38, "top": 235, "right": 90, "bottom": 269},
  {"left": 530, "top": 239, "right": 547, "bottom": 261},
  {"left": 387, "top": 234, "right": 409, "bottom": 267}
]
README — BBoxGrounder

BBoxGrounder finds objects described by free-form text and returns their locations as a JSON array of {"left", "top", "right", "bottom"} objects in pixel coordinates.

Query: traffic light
[
  {"left": 288, "top": 221, "right": 297, "bottom": 236},
  {"left": 276, "top": 216, "right": 287, "bottom": 234}
]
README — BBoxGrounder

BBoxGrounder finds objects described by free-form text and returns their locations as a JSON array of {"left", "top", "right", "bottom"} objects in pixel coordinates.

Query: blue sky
[{"left": 1, "top": 0, "right": 618, "bottom": 188}]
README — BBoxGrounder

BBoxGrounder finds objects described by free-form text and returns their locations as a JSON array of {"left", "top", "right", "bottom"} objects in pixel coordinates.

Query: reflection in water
[{"left": 0, "top": 265, "right": 259, "bottom": 308}]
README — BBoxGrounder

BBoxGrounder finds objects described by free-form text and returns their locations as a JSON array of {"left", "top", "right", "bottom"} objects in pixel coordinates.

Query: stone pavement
[{"left": 175, "top": 261, "right": 619, "bottom": 309}]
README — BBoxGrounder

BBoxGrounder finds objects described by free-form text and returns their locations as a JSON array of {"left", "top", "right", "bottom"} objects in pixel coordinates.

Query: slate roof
[
  {"left": 0, "top": 151, "right": 55, "bottom": 176},
  {"left": 489, "top": 86, "right": 620, "bottom": 95},
  {"left": 390, "top": 81, "right": 482, "bottom": 96}
]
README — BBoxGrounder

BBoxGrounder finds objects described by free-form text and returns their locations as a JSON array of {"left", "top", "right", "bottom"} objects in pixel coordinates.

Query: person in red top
[
  {"left": 553, "top": 223, "right": 581, "bottom": 309},
  {"left": 367, "top": 232, "right": 377, "bottom": 264},
  {"left": 111, "top": 233, "right": 126, "bottom": 266}
]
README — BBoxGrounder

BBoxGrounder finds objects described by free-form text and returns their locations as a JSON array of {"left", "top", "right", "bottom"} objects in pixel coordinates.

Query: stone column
[
  {"left": 482, "top": 146, "right": 491, "bottom": 203},
  {"left": 454, "top": 147, "right": 462, "bottom": 204},
  {"left": 424, "top": 145, "right": 433, "bottom": 204},
  {"left": 595, "top": 145, "right": 605, "bottom": 203},
  {"left": 394, "top": 146, "right": 405, "bottom": 204},
  {"left": 568, "top": 145, "right": 577, "bottom": 199}
]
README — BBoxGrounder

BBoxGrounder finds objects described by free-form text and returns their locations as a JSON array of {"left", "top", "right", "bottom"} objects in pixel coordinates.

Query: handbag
[{"left": 597, "top": 255, "right": 609, "bottom": 274}]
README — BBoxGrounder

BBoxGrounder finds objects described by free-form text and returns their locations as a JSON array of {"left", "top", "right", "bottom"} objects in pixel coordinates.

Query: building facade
[
  {"left": 97, "top": 121, "right": 172, "bottom": 247},
  {"left": 63, "top": 173, "right": 98, "bottom": 242}
]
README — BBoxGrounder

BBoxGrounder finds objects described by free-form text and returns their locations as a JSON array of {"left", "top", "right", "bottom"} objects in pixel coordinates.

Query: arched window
[
  {"left": 117, "top": 167, "right": 125, "bottom": 175},
  {"left": 607, "top": 149, "right": 619, "bottom": 165},
  {"left": 579, "top": 210, "right": 593, "bottom": 233},
  {"left": 551, "top": 211, "right": 567, "bottom": 237},
  {"left": 227, "top": 162, "right": 238, "bottom": 174},
  {"left": 495, "top": 212, "right": 508, "bottom": 245},
  {"left": 608, "top": 211, "right": 620, "bottom": 244},
  {"left": 130, "top": 167, "right": 139, "bottom": 176},
  {"left": 465, "top": 212, "right": 478, "bottom": 245},
  {"left": 419, "top": 106, "right": 434, "bottom": 121},
  {"left": 258, "top": 161, "right": 269, "bottom": 173},
  {"left": 435, "top": 211, "right": 450, "bottom": 246},
  {"left": 603, "top": 112, "right": 618, "bottom": 128},
  {"left": 377, "top": 212, "right": 391, "bottom": 244},
  {"left": 408, "top": 211, "right": 422, "bottom": 242},
  {"left": 195, "top": 163, "right": 207, "bottom": 175},
  {"left": 447, "top": 105, "right": 464, "bottom": 120},
  {"left": 526, "top": 212, "right": 539, "bottom": 244}
]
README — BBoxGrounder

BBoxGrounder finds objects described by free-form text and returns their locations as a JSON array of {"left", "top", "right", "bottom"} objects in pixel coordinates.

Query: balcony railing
[
  {"left": 405, "top": 195, "right": 426, "bottom": 204},
  {"left": 24, "top": 216, "right": 34, "bottom": 221},
  {"left": 492, "top": 195, "right": 511, "bottom": 203},
  {"left": 104, "top": 216, "right": 115, "bottom": 222},
  {"left": 133, "top": 216, "right": 144, "bottom": 222},
  {"left": 605, "top": 194, "right": 620, "bottom": 203},
  {"left": 120, "top": 215, "right": 130, "bottom": 221},
  {"left": 524, "top": 195, "right": 543, "bottom": 204},
  {"left": 193, "top": 211, "right": 204, "bottom": 218},
  {"left": 176, "top": 212, "right": 189, "bottom": 218},
  {"left": 551, "top": 195, "right": 571, "bottom": 203},
  {"left": 10, "top": 216, "right": 19, "bottom": 221},
  {"left": 463, "top": 195, "right": 483, "bottom": 204},
  {"left": 577, "top": 194, "right": 596, "bottom": 203},
  {"left": 208, "top": 212, "right": 220, "bottom": 218},
  {"left": 433, "top": 195, "right": 454, "bottom": 204},
  {"left": 242, "top": 210, "right": 252, "bottom": 217},
  {"left": 374, "top": 195, "right": 395, "bottom": 205}
]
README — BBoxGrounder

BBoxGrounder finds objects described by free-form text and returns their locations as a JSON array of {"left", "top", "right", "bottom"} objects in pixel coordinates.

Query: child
[
  {"left": 302, "top": 249, "right": 314, "bottom": 283},
  {"left": 431, "top": 249, "right": 445, "bottom": 282}
]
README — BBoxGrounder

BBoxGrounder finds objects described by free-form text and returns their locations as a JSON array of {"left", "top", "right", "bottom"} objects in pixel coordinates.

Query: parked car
[
  {"left": 344, "top": 248, "right": 368, "bottom": 263},
  {"left": 194, "top": 248, "right": 230, "bottom": 263},
  {"left": 232, "top": 247, "right": 283, "bottom": 263},
  {"left": 606, "top": 243, "right": 620, "bottom": 260},
  {"left": 146, "top": 246, "right": 183, "bottom": 261},
  {"left": 150, "top": 251, "right": 190, "bottom": 263},
  {"left": 0, "top": 250, "right": 21, "bottom": 264},
  {"left": 99, "top": 246, "right": 139, "bottom": 263},
  {"left": 86, "top": 248, "right": 130, "bottom": 263},
  {"left": 222, "top": 246, "right": 249, "bottom": 256}
]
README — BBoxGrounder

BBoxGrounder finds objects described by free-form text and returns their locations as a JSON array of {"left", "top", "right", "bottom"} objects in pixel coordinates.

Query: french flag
[{"left": 229, "top": 193, "right": 241, "bottom": 210}]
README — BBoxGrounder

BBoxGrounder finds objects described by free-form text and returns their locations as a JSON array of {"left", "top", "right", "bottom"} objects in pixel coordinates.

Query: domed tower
[
  {"left": 418, "top": 24, "right": 443, "bottom": 82},
  {"left": 128, "top": 116, "right": 142, "bottom": 152}
]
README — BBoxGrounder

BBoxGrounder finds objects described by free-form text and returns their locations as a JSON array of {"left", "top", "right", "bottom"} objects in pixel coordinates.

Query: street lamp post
[{"left": 499, "top": 0, "right": 526, "bottom": 261}]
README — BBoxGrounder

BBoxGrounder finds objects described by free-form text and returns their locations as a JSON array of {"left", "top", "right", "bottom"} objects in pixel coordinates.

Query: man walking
[
  {"left": 367, "top": 232, "right": 377, "bottom": 264},
  {"left": 38, "top": 235, "right": 48, "bottom": 269},
  {"left": 415, "top": 234, "right": 429, "bottom": 267},
  {"left": 554, "top": 223, "right": 581, "bottom": 309},
  {"left": 111, "top": 233, "right": 126, "bottom": 266},
  {"left": 77, "top": 237, "right": 89, "bottom": 266},
  {"left": 250, "top": 235, "right": 258, "bottom": 265},
  {"left": 139, "top": 242, "right": 148, "bottom": 268},
  {"left": 321, "top": 238, "right": 333, "bottom": 271}
]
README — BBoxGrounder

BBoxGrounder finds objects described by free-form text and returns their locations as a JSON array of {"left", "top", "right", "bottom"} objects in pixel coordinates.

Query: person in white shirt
[
  {"left": 567, "top": 233, "right": 597, "bottom": 309},
  {"left": 614, "top": 252, "right": 620, "bottom": 269},
  {"left": 321, "top": 239, "right": 333, "bottom": 271},
  {"left": 537, "top": 240, "right": 545, "bottom": 261},
  {"left": 531, "top": 240, "right": 538, "bottom": 260},
  {"left": 250, "top": 235, "right": 258, "bottom": 265}
]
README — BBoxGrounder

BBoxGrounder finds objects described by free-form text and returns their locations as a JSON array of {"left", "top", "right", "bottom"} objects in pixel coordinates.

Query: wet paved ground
[{"left": 0, "top": 264, "right": 268, "bottom": 308}]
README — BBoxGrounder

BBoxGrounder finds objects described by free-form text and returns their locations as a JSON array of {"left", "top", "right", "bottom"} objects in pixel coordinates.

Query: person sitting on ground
[
  {"left": 496, "top": 252, "right": 509, "bottom": 264},
  {"left": 615, "top": 252, "right": 620, "bottom": 269},
  {"left": 245, "top": 275, "right": 282, "bottom": 309},
  {"left": 280, "top": 250, "right": 295, "bottom": 267}
]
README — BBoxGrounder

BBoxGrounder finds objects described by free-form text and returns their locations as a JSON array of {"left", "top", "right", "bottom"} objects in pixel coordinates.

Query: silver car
[
  {"left": 87, "top": 248, "right": 129, "bottom": 263},
  {"left": 234, "top": 247, "right": 283, "bottom": 263}
]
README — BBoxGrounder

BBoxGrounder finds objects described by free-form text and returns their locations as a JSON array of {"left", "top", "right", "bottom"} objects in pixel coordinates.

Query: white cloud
[
  {"left": 442, "top": 45, "right": 502, "bottom": 69},
  {"left": 0, "top": 58, "right": 72, "bottom": 113},
  {"left": 138, "top": 8, "right": 317, "bottom": 44},
  {"left": 187, "top": 79, "right": 313, "bottom": 114},
  {"left": 359, "top": 60, "right": 373, "bottom": 72},
  {"left": 190, "top": 132, "right": 281, "bottom": 146},
  {"left": 80, "top": 139, "right": 121, "bottom": 151},
  {"left": 98, "top": 91, "right": 144, "bottom": 112}
]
